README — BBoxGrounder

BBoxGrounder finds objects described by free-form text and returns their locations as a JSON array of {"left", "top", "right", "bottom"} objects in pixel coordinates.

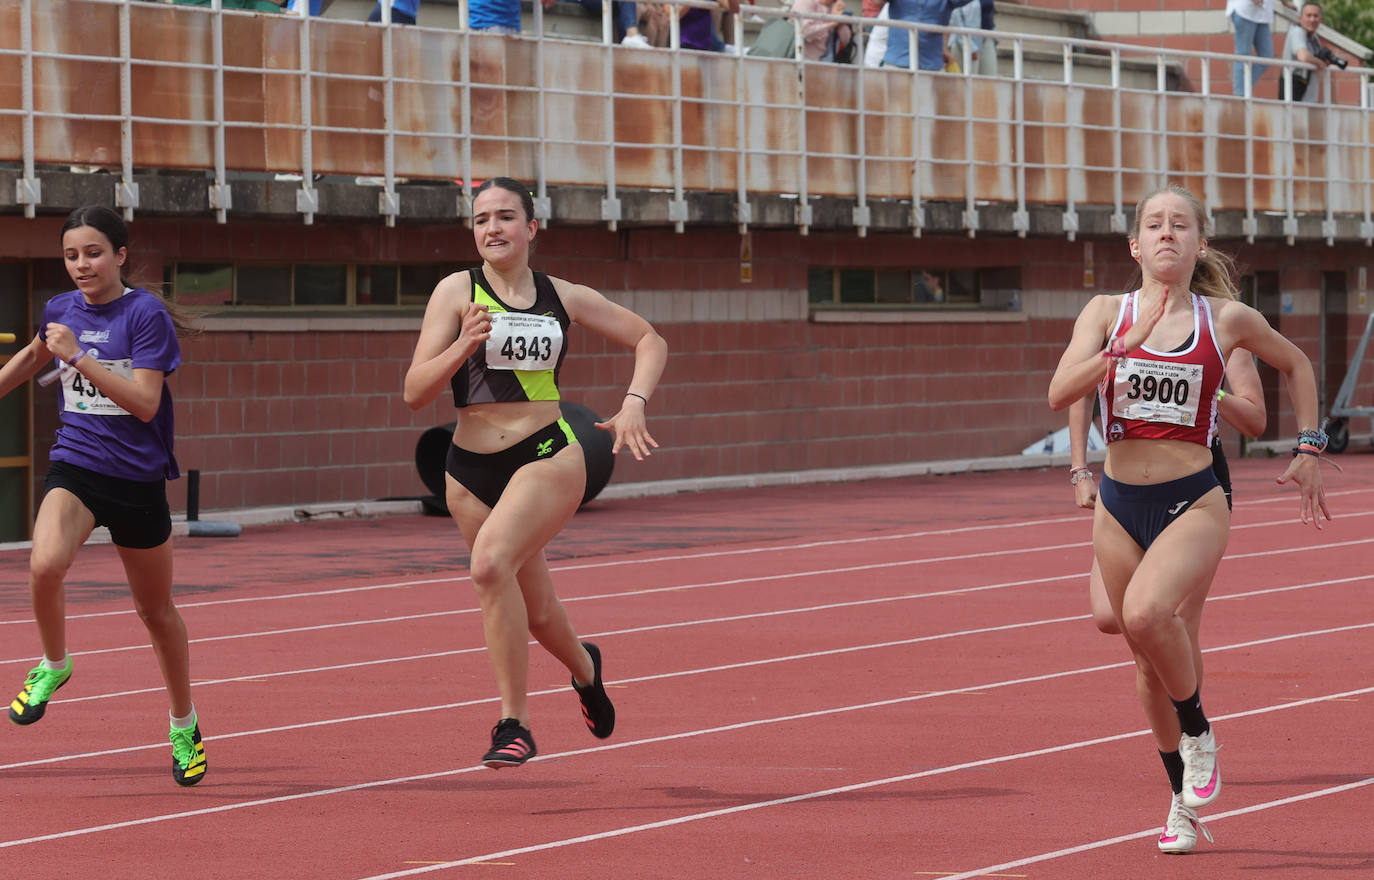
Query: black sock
[
  {"left": 1159, "top": 749, "right": 1185, "bottom": 795},
  {"left": 1171, "top": 687, "right": 1210, "bottom": 738}
]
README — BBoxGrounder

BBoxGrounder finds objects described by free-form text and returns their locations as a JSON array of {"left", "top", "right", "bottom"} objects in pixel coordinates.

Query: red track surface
[{"left": 4, "top": 452, "right": 1374, "bottom": 879}]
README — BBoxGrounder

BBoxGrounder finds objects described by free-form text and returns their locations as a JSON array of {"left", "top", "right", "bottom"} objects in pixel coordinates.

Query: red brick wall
[{"left": 8, "top": 215, "right": 1371, "bottom": 515}]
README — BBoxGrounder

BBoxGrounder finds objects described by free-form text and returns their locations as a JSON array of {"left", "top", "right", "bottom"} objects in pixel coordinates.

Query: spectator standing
[
  {"left": 1225, "top": 0, "right": 1294, "bottom": 96},
  {"left": 566, "top": 0, "right": 652, "bottom": 47},
  {"left": 368, "top": 0, "right": 419, "bottom": 24},
  {"left": 947, "top": 0, "right": 996, "bottom": 76},
  {"left": 793, "top": 0, "right": 853, "bottom": 62},
  {"left": 879, "top": 0, "right": 975, "bottom": 72},
  {"left": 864, "top": 4, "right": 890, "bottom": 68},
  {"left": 1281, "top": 2, "right": 1332, "bottom": 103}
]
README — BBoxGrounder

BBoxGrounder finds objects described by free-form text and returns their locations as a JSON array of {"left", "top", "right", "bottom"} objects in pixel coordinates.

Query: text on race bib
[
  {"left": 1111, "top": 357, "right": 1203, "bottom": 427},
  {"left": 61, "top": 357, "right": 133, "bottom": 417},
  {"left": 484, "top": 312, "right": 564, "bottom": 371}
]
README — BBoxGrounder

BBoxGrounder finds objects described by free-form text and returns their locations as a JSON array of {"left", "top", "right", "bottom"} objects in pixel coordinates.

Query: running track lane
[{"left": 2, "top": 454, "right": 1372, "bottom": 878}]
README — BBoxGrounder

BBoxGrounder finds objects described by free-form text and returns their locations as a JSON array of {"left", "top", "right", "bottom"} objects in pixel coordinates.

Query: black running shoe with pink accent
[
  {"left": 572, "top": 641, "right": 615, "bottom": 739},
  {"left": 482, "top": 718, "right": 536, "bottom": 768}
]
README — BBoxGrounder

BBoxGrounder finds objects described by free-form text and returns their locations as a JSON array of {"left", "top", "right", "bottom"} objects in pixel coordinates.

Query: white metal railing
[{"left": 1, "top": 0, "right": 1371, "bottom": 246}]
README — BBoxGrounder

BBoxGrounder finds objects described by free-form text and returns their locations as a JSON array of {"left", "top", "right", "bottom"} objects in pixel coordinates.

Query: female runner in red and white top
[{"left": 1049, "top": 184, "right": 1329, "bottom": 853}]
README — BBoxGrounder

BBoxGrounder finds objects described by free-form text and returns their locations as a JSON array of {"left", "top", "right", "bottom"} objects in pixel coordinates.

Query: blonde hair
[{"left": 1129, "top": 184, "right": 1238, "bottom": 302}]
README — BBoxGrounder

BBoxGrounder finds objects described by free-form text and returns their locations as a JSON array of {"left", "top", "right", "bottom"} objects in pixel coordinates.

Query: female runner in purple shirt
[{"left": 0, "top": 205, "right": 207, "bottom": 786}]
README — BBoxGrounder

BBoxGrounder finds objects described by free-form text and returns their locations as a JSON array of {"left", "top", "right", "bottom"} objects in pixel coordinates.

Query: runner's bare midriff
[
  {"left": 454, "top": 400, "right": 564, "bottom": 453},
  {"left": 1105, "top": 437, "right": 1213, "bottom": 485}
]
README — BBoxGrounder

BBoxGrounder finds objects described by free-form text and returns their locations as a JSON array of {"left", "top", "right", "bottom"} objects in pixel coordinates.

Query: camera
[{"left": 1313, "top": 46, "right": 1349, "bottom": 70}]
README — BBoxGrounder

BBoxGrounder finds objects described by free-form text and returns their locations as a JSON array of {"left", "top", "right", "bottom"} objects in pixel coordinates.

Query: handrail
[{"left": 0, "top": 0, "right": 1369, "bottom": 245}]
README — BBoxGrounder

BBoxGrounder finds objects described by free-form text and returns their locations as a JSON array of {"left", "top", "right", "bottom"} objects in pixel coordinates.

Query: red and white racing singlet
[{"left": 1099, "top": 290, "right": 1226, "bottom": 447}]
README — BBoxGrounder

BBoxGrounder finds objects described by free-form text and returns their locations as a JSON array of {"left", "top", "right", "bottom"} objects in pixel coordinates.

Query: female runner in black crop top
[{"left": 404, "top": 178, "right": 668, "bottom": 768}]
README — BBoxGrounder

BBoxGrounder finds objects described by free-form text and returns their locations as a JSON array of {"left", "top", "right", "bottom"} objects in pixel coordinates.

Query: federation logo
[{"left": 1107, "top": 421, "right": 1125, "bottom": 442}]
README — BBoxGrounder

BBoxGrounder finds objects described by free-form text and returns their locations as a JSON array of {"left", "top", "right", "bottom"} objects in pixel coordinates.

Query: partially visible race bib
[
  {"left": 485, "top": 312, "right": 564, "bottom": 371},
  {"left": 1111, "top": 357, "right": 1203, "bottom": 427},
  {"left": 61, "top": 355, "right": 133, "bottom": 416}
]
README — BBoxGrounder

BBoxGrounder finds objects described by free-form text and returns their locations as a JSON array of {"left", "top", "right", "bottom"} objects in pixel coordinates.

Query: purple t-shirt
[
  {"left": 40, "top": 288, "right": 181, "bottom": 482},
  {"left": 680, "top": 9, "right": 713, "bottom": 50}
]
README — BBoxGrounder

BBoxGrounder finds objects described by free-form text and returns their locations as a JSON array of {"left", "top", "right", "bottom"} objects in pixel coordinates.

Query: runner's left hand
[
  {"left": 1275, "top": 453, "right": 1331, "bottom": 529},
  {"left": 595, "top": 397, "right": 659, "bottom": 461}
]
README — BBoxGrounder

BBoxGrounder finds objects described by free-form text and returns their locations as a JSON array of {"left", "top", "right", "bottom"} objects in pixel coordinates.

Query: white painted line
[
  {"left": 3, "top": 500, "right": 1369, "bottom": 628},
  {"left": 344, "top": 685, "right": 1374, "bottom": 880},
  {"left": 932, "top": 777, "right": 1374, "bottom": 880}
]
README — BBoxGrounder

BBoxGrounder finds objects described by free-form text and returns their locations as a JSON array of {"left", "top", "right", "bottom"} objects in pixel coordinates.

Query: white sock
[
  {"left": 170, "top": 705, "right": 196, "bottom": 729},
  {"left": 41, "top": 655, "right": 68, "bottom": 671}
]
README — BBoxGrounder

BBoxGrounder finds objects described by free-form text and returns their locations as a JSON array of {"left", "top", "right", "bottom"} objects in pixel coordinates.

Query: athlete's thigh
[
  {"left": 30, "top": 489, "right": 96, "bottom": 574},
  {"left": 1129, "top": 489, "right": 1230, "bottom": 616},
  {"left": 1093, "top": 502, "right": 1144, "bottom": 619},
  {"left": 117, "top": 539, "right": 175, "bottom": 610},
  {"left": 445, "top": 474, "right": 492, "bottom": 549},
  {"left": 472, "top": 446, "right": 585, "bottom": 567}
]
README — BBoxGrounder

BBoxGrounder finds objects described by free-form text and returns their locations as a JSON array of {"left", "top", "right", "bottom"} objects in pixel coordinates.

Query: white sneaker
[
  {"left": 1179, "top": 728, "right": 1221, "bottom": 808},
  {"left": 1158, "top": 792, "right": 1213, "bottom": 854},
  {"left": 621, "top": 34, "right": 651, "bottom": 49}
]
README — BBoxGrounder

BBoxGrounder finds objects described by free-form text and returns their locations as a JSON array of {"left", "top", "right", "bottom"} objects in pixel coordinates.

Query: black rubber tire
[{"left": 1326, "top": 419, "right": 1349, "bottom": 454}]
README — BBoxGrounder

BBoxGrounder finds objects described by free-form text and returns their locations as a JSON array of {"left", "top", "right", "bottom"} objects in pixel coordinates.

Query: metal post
[
  {"left": 380, "top": 0, "right": 399, "bottom": 227},
  {"left": 910, "top": 22, "right": 923, "bottom": 237},
  {"left": 1110, "top": 49, "right": 1124, "bottom": 234},
  {"left": 1012, "top": 38, "right": 1026, "bottom": 237},
  {"left": 18, "top": 0, "right": 40, "bottom": 218},
  {"left": 459, "top": 0, "right": 473, "bottom": 224},
  {"left": 117, "top": 0, "right": 138, "bottom": 220},
  {"left": 296, "top": 1, "right": 318, "bottom": 224},
  {"left": 734, "top": 13, "right": 749, "bottom": 234},
  {"left": 606, "top": 0, "right": 626, "bottom": 231},
  {"left": 210, "top": 0, "right": 231, "bottom": 222}
]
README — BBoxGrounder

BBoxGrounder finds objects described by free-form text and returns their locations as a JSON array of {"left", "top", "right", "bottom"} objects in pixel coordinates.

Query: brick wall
[{"left": 9, "top": 216, "right": 1370, "bottom": 515}]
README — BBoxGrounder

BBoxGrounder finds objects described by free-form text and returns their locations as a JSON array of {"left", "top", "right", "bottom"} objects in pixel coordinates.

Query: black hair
[
  {"left": 472, "top": 177, "right": 536, "bottom": 222},
  {"left": 60, "top": 204, "right": 199, "bottom": 337}
]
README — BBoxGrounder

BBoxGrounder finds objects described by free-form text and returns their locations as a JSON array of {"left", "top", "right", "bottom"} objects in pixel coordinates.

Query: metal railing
[{"left": 1, "top": 0, "right": 1370, "bottom": 245}]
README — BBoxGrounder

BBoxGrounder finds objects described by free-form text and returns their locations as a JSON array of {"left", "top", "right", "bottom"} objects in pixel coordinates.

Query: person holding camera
[{"left": 1282, "top": 2, "right": 1346, "bottom": 102}]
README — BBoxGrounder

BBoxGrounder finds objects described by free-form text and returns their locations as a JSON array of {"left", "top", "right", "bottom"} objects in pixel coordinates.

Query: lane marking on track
[
  {"left": 3, "top": 497, "right": 1370, "bottom": 628},
  {"left": 21, "top": 570, "right": 1374, "bottom": 709},
  {"left": 3, "top": 624, "right": 1371, "bottom": 846},
  {"left": 343, "top": 688, "right": 1374, "bottom": 880},
  {"left": 7, "top": 524, "right": 1374, "bottom": 666},
  {"left": 929, "top": 777, "right": 1374, "bottom": 880}
]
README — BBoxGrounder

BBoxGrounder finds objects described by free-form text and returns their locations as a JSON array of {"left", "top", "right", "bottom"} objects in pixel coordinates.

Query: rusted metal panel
[{"left": 3, "top": 1, "right": 1370, "bottom": 225}]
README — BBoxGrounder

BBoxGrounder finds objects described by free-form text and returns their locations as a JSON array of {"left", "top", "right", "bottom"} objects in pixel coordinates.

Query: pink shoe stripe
[{"left": 1192, "top": 767, "right": 1219, "bottom": 799}]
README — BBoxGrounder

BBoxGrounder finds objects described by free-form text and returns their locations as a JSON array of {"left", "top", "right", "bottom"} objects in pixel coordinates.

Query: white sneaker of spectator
[{"left": 621, "top": 33, "right": 652, "bottom": 49}]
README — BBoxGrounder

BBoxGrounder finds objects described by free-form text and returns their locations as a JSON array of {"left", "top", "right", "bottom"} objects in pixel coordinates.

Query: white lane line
[
  {"left": 20, "top": 568, "right": 1374, "bottom": 709},
  {"left": 6, "top": 672, "right": 1371, "bottom": 856},
  {"left": 9, "top": 525, "right": 1374, "bottom": 667},
  {"left": 931, "top": 778, "right": 1374, "bottom": 880},
  {"left": 3, "top": 497, "right": 1369, "bottom": 627},
  {"left": 348, "top": 683, "right": 1374, "bottom": 879},
  {"left": 4, "top": 615, "right": 1371, "bottom": 783}
]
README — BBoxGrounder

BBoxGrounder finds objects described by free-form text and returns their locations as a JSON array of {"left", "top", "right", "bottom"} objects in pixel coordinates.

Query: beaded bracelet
[
  {"left": 1297, "top": 428, "right": 1328, "bottom": 453},
  {"left": 1070, "top": 468, "right": 1093, "bottom": 486}
]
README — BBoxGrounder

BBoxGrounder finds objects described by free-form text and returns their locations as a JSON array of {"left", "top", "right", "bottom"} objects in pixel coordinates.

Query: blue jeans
[
  {"left": 1231, "top": 12, "right": 1273, "bottom": 96},
  {"left": 571, "top": 0, "right": 640, "bottom": 42}
]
